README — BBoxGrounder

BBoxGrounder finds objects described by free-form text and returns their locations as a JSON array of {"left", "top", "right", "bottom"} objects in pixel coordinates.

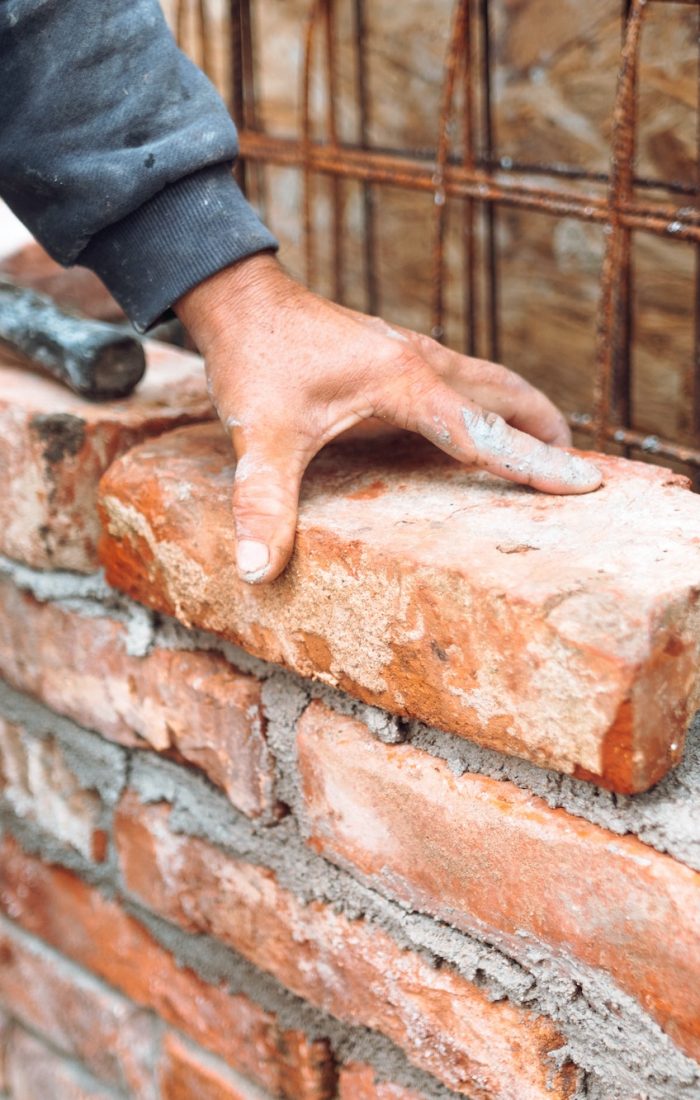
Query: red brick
[
  {"left": 114, "top": 791, "right": 577, "bottom": 1100},
  {"left": 0, "top": 837, "right": 333, "bottom": 1100},
  {"left": 0, "top": 241, "right": 124, "bottom": 322},
  {"left": 0, "top": 341, "right": 212, "bottom": 572},
  {"left": 338, "top": 1063, "right": 425, "bottom": 1100},
  {"left": 98, "top": 423, "right": 700, "bottom": 793},
  {"left": 0, "top": 917, "right": 155, "bottom": 1095},
  {"left": 0, "top": 577, "right": 276, "bottom": 817},
  {"left": 0, "top": 717, "right": 105, "bottom": 861},
  {"left": 160, "top": 1033, "right": 273, "bottom": 1100},
  {"left": 5, "top": 1027, "right": 115, "bottom": 1100},
  {"left": 297, "top": 701, "right": 700, "bottom": 1061}
]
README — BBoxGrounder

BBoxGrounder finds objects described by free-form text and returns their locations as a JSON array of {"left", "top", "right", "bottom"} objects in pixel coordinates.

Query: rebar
[{"left": 195, "top": 0, "right": 700, "bottom": 473}]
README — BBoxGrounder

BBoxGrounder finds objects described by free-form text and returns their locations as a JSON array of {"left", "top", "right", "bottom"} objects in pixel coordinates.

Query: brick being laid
[
  {"left": 99, "top": 421, "right": 700, "bottom": 792},
  {"left": 0, "top": 340, "right": 213, "bottom": 572}
]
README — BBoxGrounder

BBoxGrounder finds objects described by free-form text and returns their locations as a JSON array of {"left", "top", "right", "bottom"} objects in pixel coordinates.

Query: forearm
[{"left": 0, "top": 0, "right": 277, "bottom": 329}]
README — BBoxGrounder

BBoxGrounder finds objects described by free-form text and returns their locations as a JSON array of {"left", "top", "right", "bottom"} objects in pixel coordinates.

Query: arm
[
  {"left": 0, "top": 0, "right": 601, "bottom": 588},
  {"left": 0, "top": 0, "right": 277, "bottom": 330}
]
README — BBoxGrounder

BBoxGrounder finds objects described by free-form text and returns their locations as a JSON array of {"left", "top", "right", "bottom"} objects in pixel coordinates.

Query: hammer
[{"left": 0, "top": 278, "right": 146, "bottom": 400}]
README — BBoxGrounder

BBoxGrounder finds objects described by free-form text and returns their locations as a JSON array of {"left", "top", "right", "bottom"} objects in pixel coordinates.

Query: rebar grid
[{"left": 182, "top": 0, "right": 700, "bottom": 474}]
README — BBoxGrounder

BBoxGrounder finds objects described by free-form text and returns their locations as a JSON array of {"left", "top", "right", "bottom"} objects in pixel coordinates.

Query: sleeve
[{"left": 0, "top": 0, "right": 278, "bottom": 331}]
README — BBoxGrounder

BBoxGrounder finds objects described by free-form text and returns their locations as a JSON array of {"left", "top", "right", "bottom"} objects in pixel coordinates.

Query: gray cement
[
  {"left": 151, "top": 609, "right": 700, "bottom": 871},
  {"left": 1, "top": 561, "right": 700, "bottom": 1097},
  {"left": 127, "top": 744, "right": 700, "bottom": 1100}
]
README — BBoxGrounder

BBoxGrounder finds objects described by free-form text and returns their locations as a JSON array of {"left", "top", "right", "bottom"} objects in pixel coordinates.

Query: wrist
[{"left": 174, "top": 251, "right": 286, "bottom": 352}]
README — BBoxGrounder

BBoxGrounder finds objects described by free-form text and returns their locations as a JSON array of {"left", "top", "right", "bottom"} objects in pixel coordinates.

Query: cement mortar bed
[{"left": 0, "top": 642, "right": 699, "bottom": 1099}]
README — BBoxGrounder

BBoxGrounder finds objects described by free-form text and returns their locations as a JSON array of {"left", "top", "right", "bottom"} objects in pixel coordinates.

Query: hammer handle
[{"left": 0, "top": 279, "right": 145, "bottom": 400}]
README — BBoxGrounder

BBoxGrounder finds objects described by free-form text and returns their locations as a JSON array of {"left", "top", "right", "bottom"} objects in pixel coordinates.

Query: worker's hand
[{"left": 175, "top": 253, "right": 601, "bottom": 585}]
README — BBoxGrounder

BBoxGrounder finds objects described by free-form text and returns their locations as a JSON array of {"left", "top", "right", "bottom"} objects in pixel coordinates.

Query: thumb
[{"left": 231, "top": 442, "right": 306, "bottom": 584}]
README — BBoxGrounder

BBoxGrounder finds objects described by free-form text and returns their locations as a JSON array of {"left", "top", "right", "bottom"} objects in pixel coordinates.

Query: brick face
[
  {"left": 160, "top": 1033, "right": 272, "bottom": 1100},
  {"left": 0, "top": 917, "right": 156, "bottom": 1096},
  {"left": 5, "top": 1027, "right": 115, "bottom": 1100},
  {"left": 98, "top": 421, "right": 700, "bottom": 793},
  {"left": 0, "top": 341, "right": 212, "bottom": 572},
  {"left": 114, "top": 790, "right": 577, "bottom": 1100},
  {"left": 338, "top": 1063, "right": 425, "bottom": 1100},
  {"left": 296, "top": 701, "right": 700, "bottom": 1061},
  {"left": 0, "top": 838, "right": 334, "bottom": 1100},
  {"left": 0, "top": 578, "right": 276, "bottom": 818},
  {"left": 0, "top": 718, "right": 105, "bottom": 861}
]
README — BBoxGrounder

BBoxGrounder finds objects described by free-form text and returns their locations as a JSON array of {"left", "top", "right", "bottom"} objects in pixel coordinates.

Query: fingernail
[{"left": 236, "top": 539, "right": 270, "bottom": 582}]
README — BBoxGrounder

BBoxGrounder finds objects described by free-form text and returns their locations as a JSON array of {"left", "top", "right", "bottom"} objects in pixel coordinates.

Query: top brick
[
  {"left": 0, "top": 342, "right": 212, "bottom": 572},
  {"left": 98, "top": 423, "right": 700, "bottom": 792}
]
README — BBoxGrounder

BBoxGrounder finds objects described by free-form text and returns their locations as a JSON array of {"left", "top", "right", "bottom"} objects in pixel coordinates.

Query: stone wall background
[{"left": 166, "top": 0, "right": 698, "bottom": 449}]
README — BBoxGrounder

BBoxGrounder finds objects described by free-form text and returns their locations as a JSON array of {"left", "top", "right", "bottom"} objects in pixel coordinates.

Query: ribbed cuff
[{"left": 77, "top": 165, "right": 278, "bottom": 332}]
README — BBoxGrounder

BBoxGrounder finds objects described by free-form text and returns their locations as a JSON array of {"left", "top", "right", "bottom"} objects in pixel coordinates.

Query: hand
[{"left": 175, "top": 253, "right": 601, "bottom": 585}]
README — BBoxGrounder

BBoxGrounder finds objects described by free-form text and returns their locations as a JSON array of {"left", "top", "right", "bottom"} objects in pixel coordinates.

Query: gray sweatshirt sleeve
[{"left": 0, "top": 0, "right": 278, "bottom": 330}]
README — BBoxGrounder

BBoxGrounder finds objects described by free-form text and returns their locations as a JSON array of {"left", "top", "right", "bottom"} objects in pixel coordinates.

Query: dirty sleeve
[{"left": 0, "top": 0, "right": 278, "bottom": 329}]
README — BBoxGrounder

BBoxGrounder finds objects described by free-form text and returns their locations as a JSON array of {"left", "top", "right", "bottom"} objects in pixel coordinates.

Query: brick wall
[{"left": 1, "top": 338, "right": 700, "bottom": 1099}]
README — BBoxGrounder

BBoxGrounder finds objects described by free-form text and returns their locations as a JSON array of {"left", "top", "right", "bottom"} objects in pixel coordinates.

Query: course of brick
[
  {"left": 0, "top": 576, "right": 277, "bottom": 818},
  {"left": 0, "top": 342, "right": 212, "bottom": 572},
  {"left": 297, "top": 701, "right": 700, "bottom": 1060},
  {"left": 98, "top": 420, "right": 700, "bottom": 793},
  {"left": 1, "top": 334, "right": 700, "bottom": 1100}
]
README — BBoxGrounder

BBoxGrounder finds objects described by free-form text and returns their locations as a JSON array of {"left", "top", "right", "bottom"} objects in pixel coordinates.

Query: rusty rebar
[
  {"left": 432, "top": 0, "right": 469, "bottom": 343},
  {"left": 193, "top": 0, "right": 700, "bottom": 481},
  {"left": 353, "top": 0, "right": 379, "bottom": 314},
  {"left": 593, "top": 0, "right": 645, "bottom": 450}
]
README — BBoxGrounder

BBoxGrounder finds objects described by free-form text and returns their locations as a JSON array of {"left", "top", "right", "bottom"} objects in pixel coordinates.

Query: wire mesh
[{"left": 180, "top": 0, "right": 700, "bottom": 478}]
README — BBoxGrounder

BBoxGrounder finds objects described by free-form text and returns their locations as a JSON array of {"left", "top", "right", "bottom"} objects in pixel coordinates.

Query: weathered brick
[
  {"left": 160, "top": 1033, "right": 273, "bottom": 1100},
  {"left": 0, "top": 340, "right": 212, "bottom": 572},
  {"left": 0, "top": 916, "right": 156, "bottom": 1095},
  {"left": 5, "top": 1027, "right": 115, "bottom": 1100},
  {"left": 114, "top": 790, "right": 577, "bottom": 1100},
  {"left": 297, "top": 701, "right": 700, "bottom": 1061},
  {"left": 0, "top": 577, "right": 276, "bottom": 817},
  {"left": 338, "top": 1063, "right": 425, "bottom": 1100},
  {"left": 0, "top": 837, "right": 333, "bottom": 1100},
  {"left": 98, "top": 423, "right": 700, "bottom": 793},
  {"left": 0, "top": 717, "right": 105, "bottom": 861},
  {"left": 0, "top": 241, "right": 124, "bottom": 322}
]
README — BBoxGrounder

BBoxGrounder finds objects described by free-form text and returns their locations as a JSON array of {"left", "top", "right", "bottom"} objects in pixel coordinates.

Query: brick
[
  {"left": 0, "top": 577, "right": 276, "bottom": 817},
  {"left": 160, "top": 1033, "right": 273, "bottom": 1100},
  {"left": 5, "top": 1027, "right": 115, "bottom": 1100},
  {"left": 0, "top": 837, "right": 333, "bottom": 1100},
  {"left": 98, "top": 423, "right": 700, "bottom": 793},
  {"left": 0, "top": 916, "right": 156, "bottom": 1095},
  {"left": 114, "top": 791, "right": 577, "bottom": 1100},
  {"left": 296, "top": 701, "right": 700, "bottom": 1062},
  {"left": 0, "top": 241, "right": 124, "bottom": 323},
  {"left": 0, "top": 340, "right": 212, "bottom": 572},
  {"left": 0, "top": 717, "right": 105, "bottom": 861},
  {"left": 338, "top": 1063, "right": 425, "bottom": 1100}
]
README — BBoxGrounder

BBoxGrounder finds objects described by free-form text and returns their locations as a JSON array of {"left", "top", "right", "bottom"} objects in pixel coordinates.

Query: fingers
[
  {"left": 230, "top": 437, "right": 308, "bottom": 584},
  {"left": 360, "top": 318, "right": 573, "bottom": 447},
  {"left": 412, "top": 336, "right": 572, "bottom": 446},
  {"left": 377, "top": 368, "right": 601, "bottom": 495}
]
